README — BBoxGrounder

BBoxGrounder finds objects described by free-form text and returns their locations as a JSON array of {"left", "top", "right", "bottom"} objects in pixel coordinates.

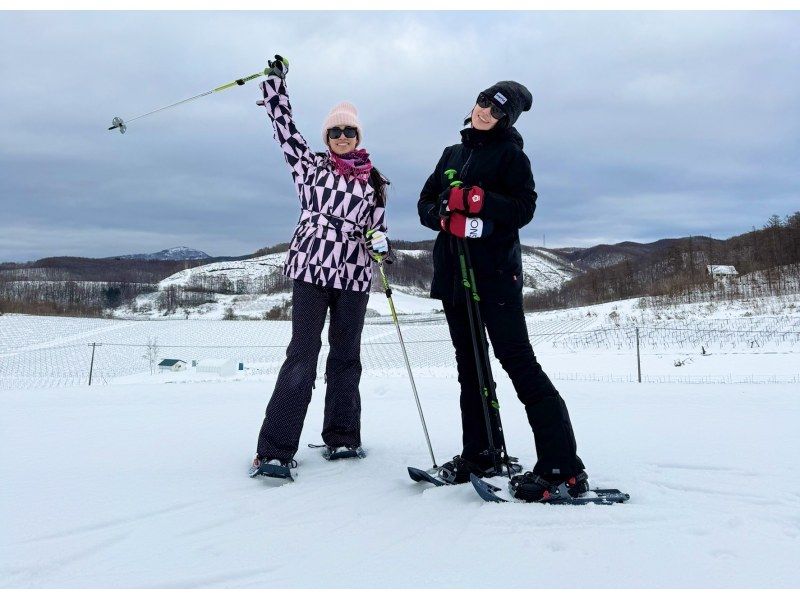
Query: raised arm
[{"left": 258, "top": 64, "right": 317, "bottom": 181}]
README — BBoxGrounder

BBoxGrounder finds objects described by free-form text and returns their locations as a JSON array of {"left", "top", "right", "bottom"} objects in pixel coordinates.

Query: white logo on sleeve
[
  {"left": 493, "top": 92, "right": 508, "bottom": 105},
  {"left": 471, "top": 193, "right": 481, "bottom": 203}
]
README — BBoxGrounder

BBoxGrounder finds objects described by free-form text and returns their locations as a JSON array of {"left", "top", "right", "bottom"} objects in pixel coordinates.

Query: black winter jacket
[{"left": 417, "top": 125, "right": 538, "bottom": 303}]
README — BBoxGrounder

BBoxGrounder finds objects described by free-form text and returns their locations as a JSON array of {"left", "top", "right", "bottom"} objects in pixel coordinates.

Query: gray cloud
[{"left": 1, "top": 11, "right": 798, "bottom": 261}]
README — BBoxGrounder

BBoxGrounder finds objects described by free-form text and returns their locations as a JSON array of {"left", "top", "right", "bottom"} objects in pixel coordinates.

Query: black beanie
[{"left": 479, "top": 81, "right": 533, "bottom": 127}]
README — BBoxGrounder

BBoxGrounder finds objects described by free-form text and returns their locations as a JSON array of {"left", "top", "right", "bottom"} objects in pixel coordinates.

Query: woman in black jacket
[{"left": 417, "top": 81, "right": 588, "bottom": 502}]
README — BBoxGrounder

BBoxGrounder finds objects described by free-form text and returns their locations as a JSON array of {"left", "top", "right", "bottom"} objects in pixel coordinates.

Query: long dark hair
[{"left": 369, "top": 166, "right": 389, "bottom": 207}]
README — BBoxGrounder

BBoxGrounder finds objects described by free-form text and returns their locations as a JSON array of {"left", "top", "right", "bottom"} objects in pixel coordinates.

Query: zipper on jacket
[{"left": 461, "top": 150, "right": 474, "bottom": 183}]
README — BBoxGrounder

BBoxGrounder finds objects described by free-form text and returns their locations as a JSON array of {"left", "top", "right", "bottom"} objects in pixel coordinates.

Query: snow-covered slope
[
  {"left": 118, "top": 246, "right": 578, "bottom": 319},
  {"left": 520, "top": 247, "right": 582, "bottom": 294},
  {"left": 1, "top": 376, "right": 798, "bottom": 587},
  {"left": 113, "top": 250, "right": 442, "bottom": 319},
  {"left": 157, "top": 252, "right": 287, "bottom": 289},
  {"left": 156, "top": 247, "right": 578, "bottom": 294}
]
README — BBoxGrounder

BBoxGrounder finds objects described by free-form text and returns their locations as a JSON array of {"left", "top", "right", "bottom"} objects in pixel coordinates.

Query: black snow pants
[
  {"left": 443, "top": 295, "right": 585, "bottom": 478},
  {"left": 256, "top": 278, "right": 369, "bottom": 461}
]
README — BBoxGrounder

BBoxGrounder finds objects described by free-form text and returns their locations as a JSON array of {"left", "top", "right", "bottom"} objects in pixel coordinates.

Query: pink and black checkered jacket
[{"left": 259, "top": 75, "right": 388, "bottom": 293}]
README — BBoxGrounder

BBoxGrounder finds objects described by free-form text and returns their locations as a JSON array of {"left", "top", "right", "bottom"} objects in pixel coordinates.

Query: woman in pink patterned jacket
[{"left": 249, "top": 56, "right": 392, "bottom": 480}]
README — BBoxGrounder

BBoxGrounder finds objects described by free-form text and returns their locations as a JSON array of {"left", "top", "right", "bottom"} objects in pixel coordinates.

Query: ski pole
[
  {"left": 107, "top": 56, "right": 289, "bottom": 134},
  {"left": 444, "top": 169, "right": 514, "bottom": 479},
  {"left": 371, "top": 246, "right": 438, "bottom": 470}
]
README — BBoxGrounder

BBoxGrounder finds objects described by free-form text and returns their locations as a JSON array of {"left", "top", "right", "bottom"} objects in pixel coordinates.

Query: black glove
[{"left": 267, "top": 54, "right": 289, "bottom": 79}]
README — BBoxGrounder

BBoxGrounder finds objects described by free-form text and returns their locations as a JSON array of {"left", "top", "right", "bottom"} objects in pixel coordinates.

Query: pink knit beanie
[{"left": 321, "top": 101, "right": 363, "bottom": 146}]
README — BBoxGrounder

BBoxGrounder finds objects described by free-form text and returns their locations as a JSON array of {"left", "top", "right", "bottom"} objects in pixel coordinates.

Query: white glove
[{"left": 366, "top": 230, "right": 389, "bottom": 261}]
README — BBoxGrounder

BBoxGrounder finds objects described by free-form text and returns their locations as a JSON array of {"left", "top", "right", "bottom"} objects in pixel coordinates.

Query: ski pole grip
[{"left": 444, "top": 168, "right": 462, "bottom": 188}]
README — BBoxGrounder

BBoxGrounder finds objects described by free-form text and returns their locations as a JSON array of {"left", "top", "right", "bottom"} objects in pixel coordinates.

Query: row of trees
[
  {"left": 372, "top": 251, "right": 434, "bottom": 290},
  {"left": 0, "top": 256, "right": 197, "bottom": 283},
  {"left": 0, "top": 281, "right": 156, "bottom": 317},
  {"left": 181, "top": 270, "right": 293, "bottom": 296},
  {"left": 0, "top": 255, "right": 210, "bottom": 317}
]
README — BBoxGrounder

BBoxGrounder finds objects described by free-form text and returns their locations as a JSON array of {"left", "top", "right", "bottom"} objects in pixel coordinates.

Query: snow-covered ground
[
  {"left": 117, "top": 286, "right": 441, "bottom": 321},
  {"left": 1, "top": 300, "right": 799, "bottom": 587},
  {"left": 1, "top": 375, "right": 798, "bottom": 588},
  {"left": 529, "top": 292, "right": 800, "bottom": 324}
]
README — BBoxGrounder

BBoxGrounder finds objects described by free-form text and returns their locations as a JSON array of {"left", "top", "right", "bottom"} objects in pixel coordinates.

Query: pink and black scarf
[{"left": 330, "top": 148, "right": 373, "bottom": 182}]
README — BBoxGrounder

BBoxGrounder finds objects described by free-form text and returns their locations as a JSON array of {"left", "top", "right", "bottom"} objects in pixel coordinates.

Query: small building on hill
[
  {"left": 158, "top": 359, "right": 187, "bottom": 372},
  {"left": 707, "top": 265, "right": 739, "bottom": 279}
]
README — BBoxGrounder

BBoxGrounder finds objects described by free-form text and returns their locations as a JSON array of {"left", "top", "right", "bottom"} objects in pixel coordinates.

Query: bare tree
[{"left": 143, "top": 336, "right": 160, "bottom": 375}]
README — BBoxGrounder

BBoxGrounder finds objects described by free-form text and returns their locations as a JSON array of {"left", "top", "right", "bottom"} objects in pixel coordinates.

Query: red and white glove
[
  {"left": 451, "top": 185, "right": 484, "bottom": 214},
  {"left": 438, "top": 186, "right": 485, "bottom": 217},
  {"left": 440, "top": 212, "right": 494, "bottom": 239}
]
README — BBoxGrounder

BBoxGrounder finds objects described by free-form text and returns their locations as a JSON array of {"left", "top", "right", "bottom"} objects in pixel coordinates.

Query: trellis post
[{"left": 87, "top": 342, "right": 102, "bottom": 386}]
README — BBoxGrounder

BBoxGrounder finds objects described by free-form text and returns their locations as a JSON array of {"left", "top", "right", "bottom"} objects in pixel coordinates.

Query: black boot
[
  {"left": 249, "top": 455, "right": 297, "bottom": 480},
  {"left": 509, "top": 470, "right": 589, "bottom": 503},
  {"left": 322, "top": 445, "right": 366, "bottom": 460},
  {"left": 438, "top": 453, "right": 521, "bottom": 485}
]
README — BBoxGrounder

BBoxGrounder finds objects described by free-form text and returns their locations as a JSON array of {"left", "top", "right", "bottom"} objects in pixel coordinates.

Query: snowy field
[
  {"left": 1, "top": 374, "right": 799, "bottom": 588},
  {"left": 2, "top": 297, "right": 799, "bottom": 390}
]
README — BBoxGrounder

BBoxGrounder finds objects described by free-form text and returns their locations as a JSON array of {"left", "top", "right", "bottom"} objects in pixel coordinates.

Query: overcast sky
[{"left": 1, "top": 11, "right": 798, "bottom": 262}]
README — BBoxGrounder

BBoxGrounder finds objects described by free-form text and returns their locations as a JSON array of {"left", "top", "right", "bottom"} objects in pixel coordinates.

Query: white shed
[
  {"left": 194, "top": 358, "right": 238, "bottom": 377},
  {"left": 158, "top": 359, "right": 187, "bottom": 372}
]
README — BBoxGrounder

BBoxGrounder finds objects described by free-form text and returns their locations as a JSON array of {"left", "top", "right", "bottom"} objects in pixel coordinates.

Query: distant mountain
[
  {"left": 549, "top": 237, "right": 723, "bottom": 271},
  {"left": 113, "top": 246, "right": 211, "bottom": 261}
]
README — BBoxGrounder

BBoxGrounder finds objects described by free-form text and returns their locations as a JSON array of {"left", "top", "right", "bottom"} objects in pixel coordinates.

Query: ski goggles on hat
[
  {"left": 476, "top": 93, "right": 506, "bottom": 120},
  {"left": 327, "top": 126, "right": 359, "bottom": 139}
]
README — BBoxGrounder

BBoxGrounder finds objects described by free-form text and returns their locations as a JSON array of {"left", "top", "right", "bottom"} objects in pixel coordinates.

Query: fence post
[
  {"left": 635, "top": 327, "right": 642, "bottom": 383},
  {"left": 87, "top": 342, "right": 102, "bottom": 386}
]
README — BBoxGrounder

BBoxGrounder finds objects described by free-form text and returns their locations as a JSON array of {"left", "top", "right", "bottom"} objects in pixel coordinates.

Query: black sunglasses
[
  {"left": 476, "top": 94, "right": 506, "bottom": 120},
  {"left": 328, "top": 126, "right": 359, "bottom": 140}
]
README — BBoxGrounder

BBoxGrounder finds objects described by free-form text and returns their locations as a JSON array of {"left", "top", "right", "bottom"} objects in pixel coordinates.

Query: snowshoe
[
  {"left": 472, "top": 471, "right": 629, "bottom": 505},
  {"left": 248, "top": 455, "right": 296, "bottom": 481},
  {"left": 509, "top": 470, "right": 590, "bottom": 502},
  {"left": 309, "top": 443, "right": 367, "bottom": 461},
  {"left": 408, "top": 466, "right": 448, "bottom": 486}
]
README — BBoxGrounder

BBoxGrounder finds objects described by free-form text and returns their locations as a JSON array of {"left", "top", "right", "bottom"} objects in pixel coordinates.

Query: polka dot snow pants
[{"left": 256, "top": 278, "right": 369, "bottom": 461}]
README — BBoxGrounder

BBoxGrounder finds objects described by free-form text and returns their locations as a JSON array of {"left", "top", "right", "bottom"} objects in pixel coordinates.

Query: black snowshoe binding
[
  {"left": 309, "top": 443, "right": 366, "bottom": 461},
  {"left": 438, "top": 453, "right": 522, "bottom": 485},
  {"left": 509, "top": 470, "right": 590, "bottom": 503},
  {"left": 249, "top": 455, "right": 297, "bottom": 481}
]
